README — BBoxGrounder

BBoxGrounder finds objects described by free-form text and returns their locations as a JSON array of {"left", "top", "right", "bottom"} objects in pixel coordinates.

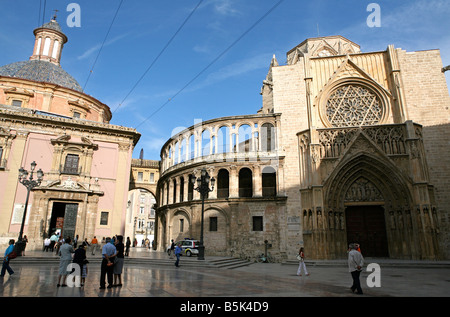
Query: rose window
[{"left": 325, "top": 84, "right": 383, "bottom": 127}]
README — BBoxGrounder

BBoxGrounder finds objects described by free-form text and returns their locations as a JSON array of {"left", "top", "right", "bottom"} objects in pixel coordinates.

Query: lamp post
[
  {"left": 192, "top": 168, "right": 215, "bottom": 260},
  {"left": 16, "top": 161, "right": 44, "bottom": 255}
]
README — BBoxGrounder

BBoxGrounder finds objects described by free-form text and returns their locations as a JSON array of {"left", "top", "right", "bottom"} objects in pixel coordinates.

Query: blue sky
[{"left": 1, "top": 0, "right": 449, "bottom": 161}]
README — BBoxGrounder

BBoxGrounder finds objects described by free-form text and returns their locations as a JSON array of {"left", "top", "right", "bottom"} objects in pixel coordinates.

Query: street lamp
[
  {"left": 15, "top": 161, "right": 44, "bottom": 255},
  {"left": 192, "top": 168, "right": 215, "bottom": 260}
]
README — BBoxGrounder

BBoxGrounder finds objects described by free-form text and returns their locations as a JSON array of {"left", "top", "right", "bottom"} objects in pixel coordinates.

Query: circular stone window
[{"left": 325, "top": 84, "right": 384, "bottom": 127}]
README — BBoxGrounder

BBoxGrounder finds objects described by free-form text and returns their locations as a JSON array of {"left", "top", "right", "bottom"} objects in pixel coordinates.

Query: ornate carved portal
[
  {"left": 300, "top": 121, "right": 441, "bottom": 259},
  {"left": 314, "top": 153, "right": 439, "bottom": 259}
]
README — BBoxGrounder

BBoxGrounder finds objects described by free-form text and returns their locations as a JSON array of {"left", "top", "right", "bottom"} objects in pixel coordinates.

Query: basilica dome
[
  {"left": 0, "top": 17, "right": 112, "bottom": 123},
  {"left": 0, "top": 17, "right": 82, "bottom": 92},
  {"left": 0, "top": 59, "right": 83, "bottom": 92}
]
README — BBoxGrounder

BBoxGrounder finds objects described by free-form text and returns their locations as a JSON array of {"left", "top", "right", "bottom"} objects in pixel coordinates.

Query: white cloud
[
  {"left": 77, "top": 34, "right": 128, "bottom": 60},
  {"left": 188, "top": 53, "right": 272, "bottom": 91},
  {"left": 139, "top": 136, "right": 167, "bottom": 153},
  {"left": 213, "top": 0, "right": 242, "bottom": 17}
]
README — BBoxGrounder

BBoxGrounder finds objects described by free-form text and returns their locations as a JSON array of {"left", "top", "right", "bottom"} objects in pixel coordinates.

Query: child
[
  {"left": 297, "top": 247, "right": 309, "bottom": 276},
  {"left": 81, "top": 259, "right": 88, "bottom": 286}
]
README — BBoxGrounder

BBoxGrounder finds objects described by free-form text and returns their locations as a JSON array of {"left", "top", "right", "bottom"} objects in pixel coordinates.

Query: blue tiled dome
[
  {"left": 39, "top": 20, "right": 63, "bottom": 33},
  {"left": 0, "top": 60, "right": 83, "bottom": 92}
]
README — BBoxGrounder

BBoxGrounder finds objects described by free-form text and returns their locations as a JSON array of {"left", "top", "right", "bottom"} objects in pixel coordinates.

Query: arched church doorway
[
  {"left": 323, "top": 153, "right": 414, "bottom": 259},
  {"left": 345, "top": 205, "right": 389, "bottom": 257}
]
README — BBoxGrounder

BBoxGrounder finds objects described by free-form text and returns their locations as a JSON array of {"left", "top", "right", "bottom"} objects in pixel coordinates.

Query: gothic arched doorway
[{"left": 324, "top": 153, "right": 413, "bottom": 258}]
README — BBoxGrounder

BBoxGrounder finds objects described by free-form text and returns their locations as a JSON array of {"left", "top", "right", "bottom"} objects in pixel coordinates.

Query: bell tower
[{"left": 29, "top": 12, "right": 68, "bottom": 66}]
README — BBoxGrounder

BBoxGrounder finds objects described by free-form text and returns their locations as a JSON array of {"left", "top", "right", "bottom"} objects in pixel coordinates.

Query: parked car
[{"left": 167, "top": 239, "right": 200, "bottom": 257}]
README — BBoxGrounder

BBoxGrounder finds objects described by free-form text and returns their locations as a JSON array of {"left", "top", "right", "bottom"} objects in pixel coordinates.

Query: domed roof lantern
[
  {"left": 0, "top": 12, "right": 83, "bottom": 92},
  {"left": 29, "top": 12, "right": 68, "bottom": 66}
]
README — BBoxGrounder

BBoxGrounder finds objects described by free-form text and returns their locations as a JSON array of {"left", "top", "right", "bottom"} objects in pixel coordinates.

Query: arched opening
[
  {"left": 172, "top": 179, "right": 177, "bottom": 203},
  {"left": 174, "top": 141, "right": 179, "bottom": 165},
  {"left": 262, "top": 166, "right": 276, "bottom": 197},
  {"left": 324, "top": 153, "right": 414, "bottom": 258},
  {"left": 239, "top": 167, "right": 253, "bottom": 197},
  {"left": 217, "top": 126, "right": 230, "bottom": 153},
  {"left": 202, "top": 129, "right": 210, "bottom": 157},
  {"left": 43, "top": 37, "right": 51, "bottom": 56},
  {"left": 188, "top": 174, "right": 195, "bottom": 201},
  {"left": 189, "top": 134, "right": 195, "bottom": 160},
  {"left": 166, "top": 182, "right": 169, "bottom": 205},
  {"left": 52, "top": 39, "right": 59, "bottom": 59},
  {"left": 217, "top": 169, "right": 229, "bottom": 198},
  {"left": 261, "top": 123, "right": 275, "bottom": 151},
  {"left": 127, "top": 188, "right": 157, "bottom": 247},
  {"left": 179, "top": 176, "right": 184, "bottom": 202},
  {"left": 180, "top": 139, "right": 186, "bottom": 163},
  {"left": 238, "top": 124, "right": 252, "bottom": 152}
]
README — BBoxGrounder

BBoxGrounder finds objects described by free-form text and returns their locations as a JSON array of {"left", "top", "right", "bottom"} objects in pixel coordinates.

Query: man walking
[
  {"left": 1, "top": 239, "right": 15, "bottom": 277},
  {"left": 348, "top": 243, "right": 364, "bottom": 295},
  {"left": 174, "top": 243, "right": 182, "bottom": 267},
  {"left": 91, "top": 236, "right": 98, "bottom": 255},
  {"left": 169, "top": 239, "right": 175, "bottom": 258}
]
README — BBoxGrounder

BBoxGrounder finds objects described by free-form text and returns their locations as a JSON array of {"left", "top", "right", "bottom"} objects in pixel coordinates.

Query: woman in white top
[{"left": 297, "top": 247, "right": 309, "bottom": 276}]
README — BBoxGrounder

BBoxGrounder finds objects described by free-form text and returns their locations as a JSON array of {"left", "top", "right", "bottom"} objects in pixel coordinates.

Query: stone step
[
  {"left": 10, "top": 255, "right": 251, "bottom": 269},
  {"left": 208, "top": 257, "right": 252, "bottom": 269}
]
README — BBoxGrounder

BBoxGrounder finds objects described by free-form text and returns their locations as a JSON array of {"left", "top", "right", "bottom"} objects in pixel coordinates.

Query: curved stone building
[
  {"left": 157, "top": 114, "right": 283, "bottom": 259},
  {"left": 156, "top": 36, "right": 450, "bottom": 261},
  {"left": 0, "top": 18, "right": 140, "bottom": 250}
]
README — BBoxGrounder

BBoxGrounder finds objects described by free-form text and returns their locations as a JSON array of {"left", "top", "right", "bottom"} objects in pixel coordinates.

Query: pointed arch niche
[{"left": 321, "top": 153, "right": 422, "bottom": 259}]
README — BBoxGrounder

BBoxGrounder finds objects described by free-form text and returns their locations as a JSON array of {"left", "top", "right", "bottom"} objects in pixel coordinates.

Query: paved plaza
[{"left": 1, "top": 248, "right": 449, "bottom": 300}]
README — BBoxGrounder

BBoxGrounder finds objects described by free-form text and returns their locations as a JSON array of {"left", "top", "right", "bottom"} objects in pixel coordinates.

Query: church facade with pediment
[
  {"left": 0, "top": 18, "right": 140, "bottom": 250},
  {"left": 261, "top": 35, "right": 450, "bottom": 259}
]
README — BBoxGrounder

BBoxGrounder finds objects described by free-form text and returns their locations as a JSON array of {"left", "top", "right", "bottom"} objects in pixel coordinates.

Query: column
[
  {"left": 229, "top": 165, "right": 238, "bottom": 198},
  {"left": 253, "top": 165, "right": 262, "bottom": 197},
  {"left": 183, "top": 173, "right": 189, "bottom": 202}
]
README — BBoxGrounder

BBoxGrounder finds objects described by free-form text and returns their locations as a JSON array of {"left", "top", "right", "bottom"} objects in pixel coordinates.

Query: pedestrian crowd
[
  {"left": 3, "top": 235, "right": 367, "bottom": 295},
  {"left": 1, "top": 232, "right": 131, "bottom": 289}
]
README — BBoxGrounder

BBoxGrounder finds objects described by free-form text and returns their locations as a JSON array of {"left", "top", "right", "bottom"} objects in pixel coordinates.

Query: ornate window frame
[
  {"left": 4, "top": 88, "right": 34, "bottom": 108},
  {"left": 318, "top": 78, "right": 390, "bottom": 128},
  {"left": 50, "top": 135, "right": 98, "bottom": 176}
]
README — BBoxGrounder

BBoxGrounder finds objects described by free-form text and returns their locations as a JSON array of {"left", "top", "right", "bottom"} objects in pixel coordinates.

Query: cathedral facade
[
  {"left": 156, "top": 36, "right": 450, "bottom": 261},
  {"left": 0, "top": 19, "right": 140, "bottom": 250}
]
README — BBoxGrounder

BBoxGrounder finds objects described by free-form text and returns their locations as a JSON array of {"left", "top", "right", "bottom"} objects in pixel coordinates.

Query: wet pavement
[{"left": 1, "top": 248, "right": 449, "bottom": 299}]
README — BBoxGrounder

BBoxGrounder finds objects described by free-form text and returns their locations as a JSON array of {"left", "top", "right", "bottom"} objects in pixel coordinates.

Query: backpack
[{"left": 8, "top": 251, "right": 17, "bottom": 260}]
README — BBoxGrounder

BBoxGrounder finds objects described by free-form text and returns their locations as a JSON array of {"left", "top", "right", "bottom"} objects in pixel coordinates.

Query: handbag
[
  {"left": 8, "top": 251, "right": 17, "bottom": 260},
  {"left": 296, "top": 254, "right": 302, "bottom": 261}
]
